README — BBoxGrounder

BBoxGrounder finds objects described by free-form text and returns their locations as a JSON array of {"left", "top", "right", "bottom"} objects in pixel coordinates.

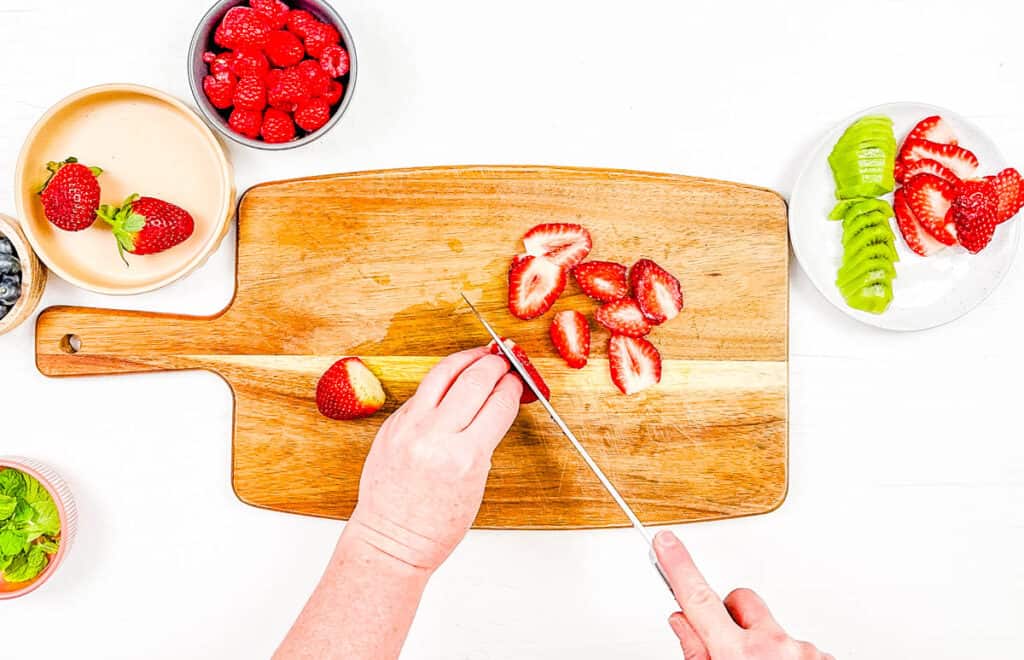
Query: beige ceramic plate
[{"left": 15, "top": 84, "right": 235, "bottom": 295}]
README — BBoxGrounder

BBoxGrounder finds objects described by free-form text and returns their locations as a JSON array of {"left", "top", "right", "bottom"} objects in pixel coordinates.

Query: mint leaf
[
  {"left": 12, "top": 499, "right": 33, "bottom": 523},
  {"left": 0, "top": 469, "right": 24, "bottom": 497},
  {"left": 0, "top": 494, "right": 16, "bottom": 521},
  {"left": 22, "top": 473, "right": 47, "bottom": 505},
  {"left": 3, "top": 546, "right": 48, "bottom": 583},
  {"left": 0, "top": 528, "right": 27, "bottom": 556},
  {"left": 24, "top": 499, "right": 60, "bottom": 539},
  {"left": 36, "top": 538, "right": 59, "bottom": 555},
  {"left": 0, "top": 554, "right": 11, "bottom": 572}
]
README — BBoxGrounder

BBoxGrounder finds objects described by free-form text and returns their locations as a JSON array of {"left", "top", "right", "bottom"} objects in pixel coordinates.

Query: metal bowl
[{"left": 187, "top": 0, "right": 358, "bottom": 150}]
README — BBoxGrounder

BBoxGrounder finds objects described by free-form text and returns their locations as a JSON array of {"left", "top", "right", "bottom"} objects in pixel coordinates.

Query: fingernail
[
  {"left": 655, "top": 531, "right": 680, "bottom": 549},
  {"left": 668, "top": 612, "right": 686, "bottom": 633}
]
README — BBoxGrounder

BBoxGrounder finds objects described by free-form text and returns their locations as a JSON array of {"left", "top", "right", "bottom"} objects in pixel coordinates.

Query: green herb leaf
[
  {"left": 22, "top": 473, "right": 47, "bottom": 505},
  {"left": 25, "top": 499, "right": 60, "bottom": 538},
  {"left": 0, "top": 528, "right": 27, "bottom": 556},
  {"left": 0, "top": 554, "right": 11, "bottom": 572},
  {"left": 36, "top": 538, "right": 59, "bottom": 555},
  {"left": 0, "top": 469, "right": 25, "bottom": 497},
  {"left": 3, "top": 546, "right": 48, "bottom": 583},
  {"left": 0, "top": 494, "right": 16, "bottom": 521},
  {"left": 12, "top": 499, "right": 33, "bottom": 524}
]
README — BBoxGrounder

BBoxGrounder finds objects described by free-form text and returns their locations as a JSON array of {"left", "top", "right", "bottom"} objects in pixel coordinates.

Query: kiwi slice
[
  {"left": 836, "top": 258, "right": 897, "bottom": 289},
  {"left": 837, "top": 244, "right": 900, "bottom": 278},
  {"left": 841, "top": 211, "right": 889, "bottom": 246},
  {"left": 843, "top": 224, "right": 898, "bottom": 262},
  {"left": 843, "top": 282, "right": 893, "bottom": 315},
  {"left": 842, "top": 199, "right": 893, "bottom": 222},
  {"left": 829, "top": 198, "right": 870, "bottom": 220}
]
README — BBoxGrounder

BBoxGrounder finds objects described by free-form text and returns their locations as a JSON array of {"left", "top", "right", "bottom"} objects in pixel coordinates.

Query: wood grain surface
[{"left": 35, "top": 165, "right": 789, "bottom": 528}]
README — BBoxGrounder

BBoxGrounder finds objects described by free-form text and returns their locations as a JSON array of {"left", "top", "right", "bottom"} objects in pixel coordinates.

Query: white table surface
[{"left": 2, "top": 0, "right": 1022, "bottom": 657}]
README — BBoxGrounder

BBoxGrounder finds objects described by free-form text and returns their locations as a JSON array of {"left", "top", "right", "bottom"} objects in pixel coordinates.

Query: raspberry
[
  {"left": 214, "top": 7, "right": 271, "bottom": 50},
  {"left": 233, "top": 75, "right": 267, "bottom": 111},
  {"left": 203, "top": 51, "right": 232, "bottom": 76},
  {"left": 203, "top": 71, "right": 236, "bottom": 110},
  {"left": 319, "top": 45, "right": 350, "bottom": 78},
  {"left": 296, "top": 59, "right": 331, "bottom": 96},
  {"left": 303, "top": 22, "right": 340, "bottom": 59},
  {"left": 261, "top": 108, "right": 296, "bottom": 143},
  {"left": 266, "top": 30, "right": 305, "bottom": 68},
  {"left": 250, "top": 0, "right": 290, "bottom": 29},
  {"left": 267, "top": 67, "right": 311, "bottom": 112},
  {"left": 229, "top": 48, "right": 270, "bottom": 79},
  {"left": 294, "top": 97, "right": 332, "bottom": 132},
  {"left": 228, "top": 108, "right": 263, "bottom": 139},
  {"left": 286, "top": 10, "right": 320, "bottom": 39},
  {"left": 320, "top": 80, "right": 344, "bottom": 106}
]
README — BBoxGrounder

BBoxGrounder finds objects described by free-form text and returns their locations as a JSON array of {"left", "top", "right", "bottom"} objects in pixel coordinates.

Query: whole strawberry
[
  {"left": 98, "top": 194, "right": 195, "bottom": 263},
  {"left": 37, "top": 157, "right": 103, "bottom": 232},
  {"left": 214, "top": 7, "right": 271, "bottom": 50},
  {"left": 950, "top": 179, "right": 999, "bottom": 254}
]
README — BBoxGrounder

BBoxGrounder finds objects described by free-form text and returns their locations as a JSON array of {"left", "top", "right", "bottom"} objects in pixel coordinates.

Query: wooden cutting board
[{"left": 35, "top": 166, "right": 789, "bottom": 529}]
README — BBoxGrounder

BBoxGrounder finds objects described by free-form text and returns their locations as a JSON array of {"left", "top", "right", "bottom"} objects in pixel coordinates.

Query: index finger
[
  {"left": 409, "top": 347, "right": 490, "bottom": 410},
  {"left": 653, "top": 531, "right": 738, "bottom": 648}
]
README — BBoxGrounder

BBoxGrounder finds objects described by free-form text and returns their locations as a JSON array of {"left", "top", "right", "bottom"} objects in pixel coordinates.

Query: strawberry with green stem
[
  {"left": 97, "top": 194, "right": 195, "bottom": 265},
  {"left": 37, "top": 157, "right": 103, "bottom": 231}
]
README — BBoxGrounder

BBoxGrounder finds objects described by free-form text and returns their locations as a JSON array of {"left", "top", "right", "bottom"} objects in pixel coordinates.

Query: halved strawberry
[
  {"left": 595, "top": 298, "right": 652, "bottom": 337},
  {"left": 988, "top": 168, "right": 1024, "bottom": 224},
  {"left": 508, "top": 255, "right": 566, "bottom": 320},
  {"left": 950, "top": 179, "right": 999, "bottom": 254},
  {"left": 899, "top": 139, "right": 978, "bottom": 180},
  {"left": 316, "top": 357, "right": 386, "bottom": 420},
  {"left": 903, "top": 115, "right": 958, "bottom": 148},
  {"left": 895, "top": 158, "right": 961, "bottom": 187},
  {"left": 629, "top": 259, "right": 683, "bottom": 324},
  {"left": 522, "top": 223, "right": 592, "bottom": 269},
  {"left": 904, "top": 174, "right": 958, "bottom": 245},
  {"left": 550, "top": 310, "right": 590, "bottom": 369},
  {"left": 893, "top": 187, "right": 946, "bottom": 257},
  {"left": 608, "top": 335, "right": 662, "bottom": 396},
  {"left": 488, "top": 338, "right": 550, "bottom": 404},
  {"left": 571, "top": 260, "right": 629, "bottom": 302}
]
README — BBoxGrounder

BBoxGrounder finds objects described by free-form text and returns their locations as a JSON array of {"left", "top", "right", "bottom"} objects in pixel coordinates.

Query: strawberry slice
[
  {"left": 950, "top": 179, "right": 999, "bottom": 254},
  {"left": 893, "top": 187, "right": 946, "bottom": 257},
  {"left": 608, "top": 335, "right": 662, "bottom": 396},
  {"left": 899, "top": 139, "right": 978, "bottom": 180},
  {"left": 903, "top": 115, "right": 958, "bottom": 148},
  {"left": 549, "top": 310, "right": 590, "bottom": 369},
  {"left": 522, "top": 223, "right": 592, "bottom": 270},
  {"left": 488, "top": 338, "right": 550, "bottom": 404},
  {"left": 629, "top": 259, "right": 684, "bottom": 324},
  {"left": 904, "top": 174, "right": 958, "bottom": 245},
  {"left": 988, "top": 168, "right": 1024, "bottom": 224},
  {"left": 595, "top": 298, "right": 652, "bottom": 337},
  {"left": 571, "top": 260, "right": 629, "bottom": 302},
  {"left": 508, "top": 255, "right": 567, "bottom": 320},
  {"left": 895, "top": 158, "right": 961, "bottom": 187}
]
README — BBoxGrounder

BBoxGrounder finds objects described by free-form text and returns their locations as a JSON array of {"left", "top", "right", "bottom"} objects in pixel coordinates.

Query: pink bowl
[{"left": 0, "top": 457, "right": 77, "bottom": 599}]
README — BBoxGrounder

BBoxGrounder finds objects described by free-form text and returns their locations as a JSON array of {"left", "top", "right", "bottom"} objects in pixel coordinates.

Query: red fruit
[
  {"left": 232, "top": 75, "right": 266, "bottom": 111},
  {"left": 488, "top": 338, "right": 550, "bottom": 404},
  {"left": 303, "top": 21, "right": 341, "bottom": 59},
  {"left": 286, "top": 10, "right": 320, "bottom": 38},
  {"left": 261, "top": 108, "right": 296, "bottom": 143},
  {"left": 250, "top": 0, "right": 290, "bottom": 29},
  {"left": 316, "top": 357, "right": 386, "bottom": 420},
  {"left": 297, "top": 59, "right": 332, "bottom": 96},
  {"left": 950, "top": 179, "right": 999, "bottom": 254},
  {"left": 266, "top": 30, "right": 305, "bottom": 68},
  {"left": 902, "top": 115, "right": 958, "bottom": 149},
  {"left": 204, "top": 50, "right": 232, "bottom": 75},
  {"left": 202, "top": 71, "right": 236, "bottom": 109},
  {"left": 629, "top": 259, "right": 684, "bottom": 324},
  {"left": 893, "top": 187, "right": 945, "bottom": 257},
  {"left": 904, "top": 174, "right": 958, "bottom": 245},
  {"left": 571, "top": 260, "right": 629, "bottom": 302},
  {"left": 608, "top": 335, "right": 662, "bottom": 396},
  {"left": 267, "top": 66, "right": 311, "bottom": 112},
  {"left": 895, "top": 158, "right": 961, "bottom": 187},
  {"left": 294, "top": 97, "right": 332, "bottom": 132},
  {"left": 37, "top": 158, "right": 103, "bottom": 232},
  {"left": 550, "top": 310, "right": 590, "bottom": 369},
  {"left": 228, "top": 108, "right": 263, "bottom": 139},
  {"left": 521, "top": 223, "right": 592, "bottom": 269},
  {"left": 507, "top": 254, "right": 566, "bottom": 320},
  {"left": 989, "top": 168, "right": 1024, "bottom": 224},
  {"left": 266, "top": 68, "right": 283, "bottom": 89},
  {"left": 229, "top": 48, "right": 270, "bottom": 79},
  {"left": 320, "top": 44, "right": 350, "bottom": 77},
  {"left": 320, "top": 80, "right": 344, "bottom": 105},
  {"left": 214, "top": 7, "right": 271, "bottom": 50},
  {"left": 97, "top": 194, "right": 194, "bottom": 261},
  {"left": 898, "top": 139, "right": 978, "bottom": 180},
  {"left": 595, "top": 298, "right": 652, "bottom": 337}
]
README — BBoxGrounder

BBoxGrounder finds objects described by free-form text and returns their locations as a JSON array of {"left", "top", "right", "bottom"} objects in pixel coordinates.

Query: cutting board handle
[{"left": 35, "top": 306, "right": 222, "bottom": 377}]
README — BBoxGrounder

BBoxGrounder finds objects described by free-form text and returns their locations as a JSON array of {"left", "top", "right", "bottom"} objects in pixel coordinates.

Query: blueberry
[
  {"left": 0, "top": 237, "right": 12, "bottom": 255},
  {"left": 0, "top": 253, "right": 19, "bottom": 275},
  {"left": 0, "top": 304, "right": 8, "bottom": 321},
  {"left": 0, "top": 274, "right": 20, "bottom": 306}
]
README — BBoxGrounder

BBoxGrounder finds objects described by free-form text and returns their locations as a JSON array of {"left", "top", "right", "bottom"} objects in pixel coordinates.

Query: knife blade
[{"left": 460, "top": 293, "right": 673, "bottom": 593}]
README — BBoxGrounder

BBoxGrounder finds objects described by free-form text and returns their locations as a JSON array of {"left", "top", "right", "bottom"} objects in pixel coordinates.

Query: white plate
[{"left": 789, "top": 102, "right": 1020, "bottom": 331}]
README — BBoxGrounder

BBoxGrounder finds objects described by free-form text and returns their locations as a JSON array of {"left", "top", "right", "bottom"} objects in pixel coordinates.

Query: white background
[{"left": 2, "top": 0, "right": 1022, "bottom": 657}]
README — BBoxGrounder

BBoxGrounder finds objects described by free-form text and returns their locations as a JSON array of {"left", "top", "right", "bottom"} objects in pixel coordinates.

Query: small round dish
[
  {"left": 0, "top": 214, "right": 46, "bottom": 336},
  {"left": 188, "top": 0, "right": 358, "bottom": 150},
  {"left": 789, "top": 102, "right": 1020, "bottom": 331},
  {"left": 15, "top": 84, "right": 235, "bottom": 296},
  {"left": 0, "top": 457, "right": 78, "bottom": 599}
]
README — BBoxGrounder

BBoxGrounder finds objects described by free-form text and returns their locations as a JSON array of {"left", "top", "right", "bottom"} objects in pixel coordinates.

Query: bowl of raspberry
[{"left": 188, "top": 0, "right": 356, "bottom": 150}]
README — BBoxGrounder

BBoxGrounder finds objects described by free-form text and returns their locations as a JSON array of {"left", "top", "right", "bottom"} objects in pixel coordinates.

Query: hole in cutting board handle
[{"left": 60, "top": 334, "right": 81, "bottom": 354}]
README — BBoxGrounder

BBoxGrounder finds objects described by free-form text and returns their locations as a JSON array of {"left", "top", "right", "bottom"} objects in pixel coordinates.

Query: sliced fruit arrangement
[
  {"left": 549, "top": 310, "right": 590, "bottom": 369},
  {"left": 893, "top": 115, "right": 1024, "bottom": 256},
  {"left": 316, "top": 357, "right": 386, "bottom": 420},
  {"left": 827, "top": 116, "right": 899, "bottom": 314},
  {"left": 202, "top": 0, "right": 352, "bottom": 144},
  {"left": 0, "top": 236, "right": 21, "bottom": 321}
]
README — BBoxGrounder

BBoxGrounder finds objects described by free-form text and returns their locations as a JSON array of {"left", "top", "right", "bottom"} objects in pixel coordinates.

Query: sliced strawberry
[
  {"left": 522, "top": 223, "right": 592, "bottom": 269},
  {"left": 950, "top": 179, "right": 999, "bottom": 254},
  {"left": 595, "top": 298, "right": 652, "bottom": 337},
  {"left": 629, "top": 259, "right": 683, "bottom": 324},
  {"left": 988, "top": 168, "right": 1024, "bottom": 224},
  {"left": 893, "top": 187, "right": 946, "bottom": 257},
  {"left": 898, "top": 139, "right": 978, "bottom": 180},
  {"left": 550, "top": 310, "right": 590, "bottom": 369},
  {"left": 904, "top": 174, "right": 958, "bottom": 245},
  {"left": 903, "top": 115, "right": 958, "bottom": 148},
  {"left": 608, "top": 335, "right": 662, "bottom": 396},
  {"left": 508, "top": 255, "right": 566, "bottom": 320},
  {"left": 488, "top": 338, "right": 550, "bottom": 404},
  {"left": 895, "top": 158, "right": 961, "bottom": 187},
  {"left": 571, "top": 260, "right": 629, "bottom": 302}
]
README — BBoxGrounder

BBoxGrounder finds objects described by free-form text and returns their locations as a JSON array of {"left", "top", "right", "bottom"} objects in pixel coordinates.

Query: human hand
[
  {"left": 654, "top": 532, "right": 833, "bottom": 660},
  {"left": 346, "top": 347, "right": 523, "bottom": 574}
]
